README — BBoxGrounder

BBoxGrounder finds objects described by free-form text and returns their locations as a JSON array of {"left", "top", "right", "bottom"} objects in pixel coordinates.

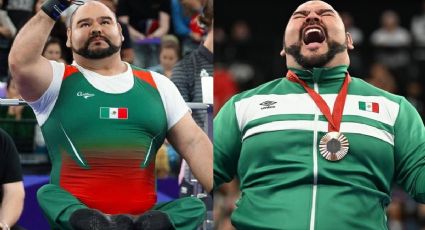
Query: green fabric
[
  {"left": 214, "top": 66, "right": 425, "bottom": 229},
  {"left": 42, "top": 68, "right": 167, "bottom": 184},
  {"left": 37, "top": 184, "right": 206, "bottom": 230},
  {"left": 153, "top": 197, "right": 206, "bottom": 230},
  {"left": 37, "top": 184, "right": 87, "bottom": 230}
]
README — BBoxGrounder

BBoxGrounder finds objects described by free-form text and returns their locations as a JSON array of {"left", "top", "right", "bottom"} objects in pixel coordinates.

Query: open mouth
[{"left": 302, "top": 26, "right": 326, "bottom": 45}]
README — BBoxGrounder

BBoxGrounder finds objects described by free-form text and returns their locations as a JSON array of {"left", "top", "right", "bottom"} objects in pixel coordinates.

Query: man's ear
[
  {"left": 346, "top": 32, "right": 354, "bottom": 50},
  {"left": 280, "top": 48, "right": 286, "bottom": 57},
  {"left": 117, "top": 22, "right": 124, "bottom": 41},
  {"left": 66, "top": 28, "right": 72, "bottom": 48}
]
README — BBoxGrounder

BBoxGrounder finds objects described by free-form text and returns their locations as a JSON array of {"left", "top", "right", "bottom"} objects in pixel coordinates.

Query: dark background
[{"left": 215, "top": 0, "right": 425, "bottom": 84}]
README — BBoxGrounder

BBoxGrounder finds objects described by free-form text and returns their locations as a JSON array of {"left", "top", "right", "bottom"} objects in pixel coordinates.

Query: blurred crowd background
[{"left": 214, "top": 1, "right": 425, "bottom": 230}]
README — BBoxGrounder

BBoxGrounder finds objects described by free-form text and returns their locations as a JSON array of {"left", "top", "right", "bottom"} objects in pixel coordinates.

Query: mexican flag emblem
[
  {"left": 358, "top": 101, "right": 379, "bottom": 113},
  {"left": 100, "top": 107, "right": 128, "bottom": 119}
]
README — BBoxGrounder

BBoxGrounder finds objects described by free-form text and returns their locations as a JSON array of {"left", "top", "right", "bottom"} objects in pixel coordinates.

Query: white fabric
[
  {"left": 29, "top": 61, "right": 189, "bottom": 130},
  {"left": 234, "top": 94, "right": 400, "bottom": 131},
  {"left": 151, "top": 71, "right": 190, "bottom": 130},
  {"left": 74, "top": 62, "right": 134, "bottom": 94},
  {"left": 28, "top": 61, "right": 64, "bottom": 126},
  {"left": 242, "top": 120, "right": 395, "bottom": 145}
]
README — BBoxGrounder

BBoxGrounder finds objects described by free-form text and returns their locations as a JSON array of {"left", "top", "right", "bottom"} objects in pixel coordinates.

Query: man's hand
[{"left": 41, "top": 0, "right": 73, "bottom": 21}]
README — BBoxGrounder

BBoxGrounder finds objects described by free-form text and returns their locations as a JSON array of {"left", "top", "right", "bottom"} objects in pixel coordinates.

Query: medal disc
[{"left": 319, "top": 132, "right": 349, "bottom": 161}]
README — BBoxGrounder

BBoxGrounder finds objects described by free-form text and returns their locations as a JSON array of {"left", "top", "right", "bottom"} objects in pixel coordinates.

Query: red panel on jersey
[
  {"left": 133, "top": 69, "right": 157, "bottom": 89},
  {"left": 59, "top": 154, "right": 156, "bottom": 215},
  {"left": 63, "top": 65, "right": 79, "bottom": 80}
]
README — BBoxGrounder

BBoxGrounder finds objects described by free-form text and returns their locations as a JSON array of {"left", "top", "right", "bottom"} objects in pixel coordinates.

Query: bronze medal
[{"left": 319, "top": 132, "right": 349, "bottom": 161}]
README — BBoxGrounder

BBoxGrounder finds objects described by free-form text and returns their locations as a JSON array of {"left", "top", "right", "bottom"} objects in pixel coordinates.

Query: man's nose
[
  {"left": 306, "top": 13, "right": 321, "bottom": 24},
  {"left": 91, "top": 30, "right": 101, "bottom": 37},
  {"left": 90, "top": 23, "right": 102, "bottom": 35}
]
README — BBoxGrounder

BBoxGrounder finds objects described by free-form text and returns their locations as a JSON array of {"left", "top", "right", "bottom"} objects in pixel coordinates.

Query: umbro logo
[
  {"left": 77, "top": 91, "right": 95, "bottom": 99},
  {"left": 259, "top": 100, "right": 277, "bottom": 110}
]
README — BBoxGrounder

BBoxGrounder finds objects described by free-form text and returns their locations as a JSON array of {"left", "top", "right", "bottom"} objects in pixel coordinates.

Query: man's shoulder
[
  {"left": 350, "top": 76, "right": 404, "bottom": 104},
  {"left": 231, "top": 78, "right": 284, "bottom": 103}
]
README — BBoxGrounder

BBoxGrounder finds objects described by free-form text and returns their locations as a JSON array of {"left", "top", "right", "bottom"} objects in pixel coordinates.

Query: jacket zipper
[{"left": 309, "top": 82, "right": 319, "bottom": 230}]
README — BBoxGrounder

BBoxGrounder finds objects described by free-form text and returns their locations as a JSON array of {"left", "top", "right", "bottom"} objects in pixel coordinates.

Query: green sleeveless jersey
[
  {"left": 214, "top": 65, "right": 425, "bottom": 230},
  {"left": 30, "top": 62, "right": 188, "bottom": 215}
]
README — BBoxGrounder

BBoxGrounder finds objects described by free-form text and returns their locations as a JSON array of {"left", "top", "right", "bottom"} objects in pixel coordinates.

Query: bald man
[
  {"left": 8, "top": 1, "right": 212, "bottom": 230},
  {"left": 214, "top": 1, "right": 425, "bottom": 229}
]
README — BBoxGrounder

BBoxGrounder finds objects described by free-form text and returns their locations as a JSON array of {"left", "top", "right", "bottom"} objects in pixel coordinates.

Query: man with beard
[
  {"left": 8, "top": 1, "right": 212, "bottom": 230},
  {"left": 214, "top": 1, "right": 425, "bottom": 229}
]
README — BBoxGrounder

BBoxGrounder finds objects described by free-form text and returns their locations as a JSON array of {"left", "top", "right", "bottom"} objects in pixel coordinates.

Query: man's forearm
[
  {"left": 9, "top": 12, "right": 55, "bottom": 68},
  {"left": 185, "top": 132, "right": 213, "bottom": 192},
  {"left": 149, "top": 12, "right": 169, "bottom": 38}
]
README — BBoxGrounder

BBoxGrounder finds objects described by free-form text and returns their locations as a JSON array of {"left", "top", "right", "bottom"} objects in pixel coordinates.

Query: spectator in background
[
  {"left": 411, "top": 0, "right": 425, "bottom": 86},
  {"left": 367, "top": 62, "right": 398, "bottom": 94},
  {"left": 226, "top": 20, "right": 257, "bottom": 92},
  {"left": 42, "top": 37, "right": 65, "bottom": 63},
  {"left": 213, "top": 67, "right": 238, "bottom": 116},
  {"left": 370, "top": 10, "right": 412, "bottom": 94},
  {"left": 0, "top": 0, "right": 16, "bottom": 81},
  {"left": 97, "top": 0, "right": 134, "bottom": 64},
  {"left": 5, "top": 0, "right": 34, "bottom": 31},
  {"left": 0, "top": 78, "right": 37, "bottom": 154},
  {"left": 117, "top": 0, "right": 171, "bottom": 68},
  {"left": 171, "top": 0, "right": 204, "bottom": 56},
  {"left": 155, "top": 145, "right": 171, "bottom": 179},
  {"left": 411, "top": 0, "right": 425, "bottom": 49},
  {"left": 0, "top": 128, "right": 25, "bottom": 230},
  {"left": 149, "top": 34, "right": 181, "bottom": 78},
  {"left": 406, "top": 81, "right": 425, "bottom": 120},
  {"left": 340, "top": 12, "right": 365, "bottom": 77},
  {"left": 0, "top": 78, "right": 34, "bottom": 121},
  {"left": 171, "top": 0, "right": 213, "bottom": 129}
]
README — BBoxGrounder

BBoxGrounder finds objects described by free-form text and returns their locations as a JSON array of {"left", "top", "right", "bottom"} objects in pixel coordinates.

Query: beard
[
  {"left": 285, "top": 40, "right": 347, "bottom": 69},
  {"left": 73, "top": 36, "right": 121, "bottom": 59}
]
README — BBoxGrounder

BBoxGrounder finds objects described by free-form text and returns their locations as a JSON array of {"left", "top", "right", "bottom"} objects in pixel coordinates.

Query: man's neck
[{"left": 74, "top": 54, "right": 127, "bottom": 76}]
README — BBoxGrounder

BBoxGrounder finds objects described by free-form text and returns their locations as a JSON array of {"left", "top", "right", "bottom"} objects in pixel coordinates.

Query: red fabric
[
  {"left": 372, "top": 102, "right": 380, "bottom": 113},
  {"left": 287, "top": 70, "right": 351, "bottom": 132},
  {"left": 146, "top": 19, "right": 159, "bottom": 35},
  {"left": 60, "top": 154, "right": 156, "bottom": 215},
  {"left": 133, "top": 69, "right": 157, "bottom": 89},
  {"left": 214, "top": 69, "right": 238, "bottom": 116},
  {"left": 63, "top": 65, "right": 79, "bottom": 80},
  {"left": 190, "top": 14, "right": 204, "bottom": 36},
  {"left": 118, "top": 108, "right": 128, "bottom": 119}
]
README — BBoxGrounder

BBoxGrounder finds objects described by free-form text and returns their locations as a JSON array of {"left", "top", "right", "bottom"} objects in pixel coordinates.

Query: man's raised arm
[{"left": 8, "top": 0, "right": 72, "bottom": 102}]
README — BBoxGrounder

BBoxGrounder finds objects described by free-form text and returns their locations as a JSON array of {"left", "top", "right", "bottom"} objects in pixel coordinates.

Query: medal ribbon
[{"left": 287, "top": 70, "right": 351, "bottom": 132}]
